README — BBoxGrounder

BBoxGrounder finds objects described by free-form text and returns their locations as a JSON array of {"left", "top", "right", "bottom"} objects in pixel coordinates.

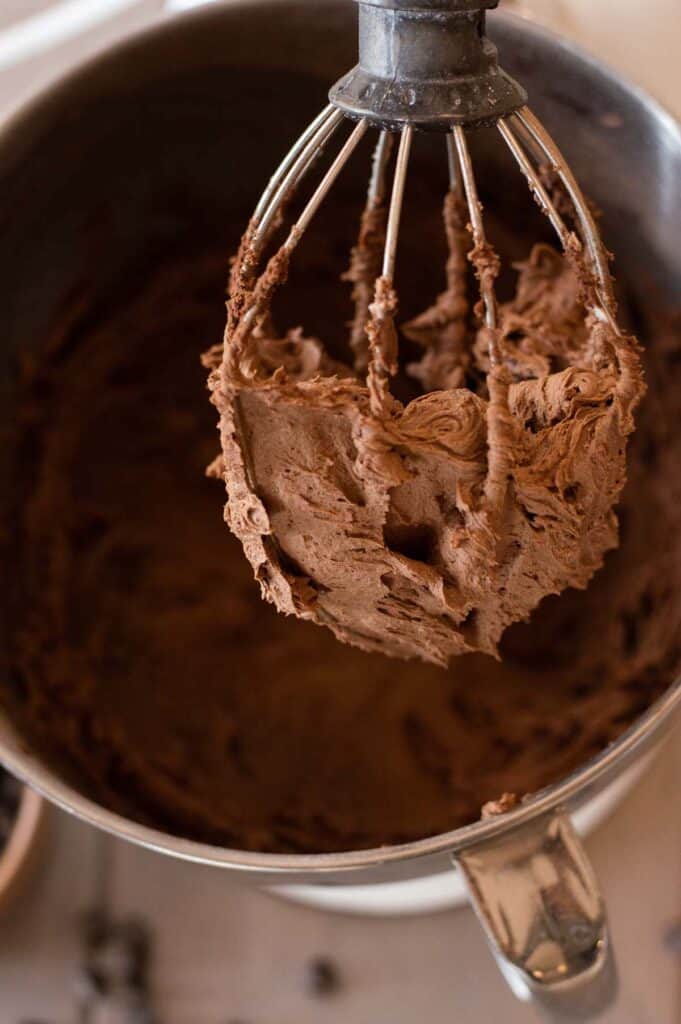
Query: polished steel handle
[{"left": 456, "top": 811, "right": 617, "bottom": 1021}]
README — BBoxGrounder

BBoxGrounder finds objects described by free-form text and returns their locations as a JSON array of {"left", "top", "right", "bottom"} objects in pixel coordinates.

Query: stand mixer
[{"left": 1, "top": 4, "right": 680, "bottom": 1023}]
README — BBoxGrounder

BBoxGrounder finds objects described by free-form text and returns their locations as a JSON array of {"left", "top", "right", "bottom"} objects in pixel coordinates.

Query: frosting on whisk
[{"left": 205, "top": 197, "right": 644, "bottom": 666}]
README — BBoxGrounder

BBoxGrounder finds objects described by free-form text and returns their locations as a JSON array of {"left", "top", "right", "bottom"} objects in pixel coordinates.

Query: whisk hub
[{"left": 329, "top": 0, "right": 527, "bottom": 130}]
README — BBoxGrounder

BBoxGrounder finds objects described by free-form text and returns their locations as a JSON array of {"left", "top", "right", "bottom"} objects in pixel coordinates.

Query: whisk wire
[
  {"left": 237, "top": 103, "right": 623, "bottom": 383},
  {"left": 382, "top": 125, "right": 414, "bottom": 282},
  {"left": 286, "top": 119, "right": 369, "bottom": 251},
  {"left": 497, "top": 117, "right": 572, "bottom": 250},
  {"left": 446, "top": 133, "right": 464, "bottom": 196},
  {"left": 230, "top": 118, "right": 368, "bottom": 363},
  {"left": 253, "top": 106, "right": 345, "bottom": 252},
  {"left": 253, "top": 105, "right": 337, "bottom": 223},
  {"left": 514, "top": 107, "right": 618, "bottom": 326},
  {"left": 368, "top": 130, "right": 394, "bottom": 204},
  {"left": 451, "top": 125, "right": 500, "bottom": 341}
]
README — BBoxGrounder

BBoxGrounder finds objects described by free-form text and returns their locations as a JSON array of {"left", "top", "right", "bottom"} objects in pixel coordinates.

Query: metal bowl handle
[{"left": 455, "top": 811, "right": 617, "bottom": 1020}]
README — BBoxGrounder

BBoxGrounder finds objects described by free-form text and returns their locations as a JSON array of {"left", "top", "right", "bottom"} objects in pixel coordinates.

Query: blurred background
[
  {"left": 0, "top": 2, "right": 679, "bottom": 1022},
  {"left": 1, "top": 1, "right": 680, "bottom": 122}
]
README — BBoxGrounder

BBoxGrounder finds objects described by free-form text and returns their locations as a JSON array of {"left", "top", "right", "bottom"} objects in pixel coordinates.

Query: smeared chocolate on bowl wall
[{"left": 3, "top": 241, "right": 680, "bottom": 854}]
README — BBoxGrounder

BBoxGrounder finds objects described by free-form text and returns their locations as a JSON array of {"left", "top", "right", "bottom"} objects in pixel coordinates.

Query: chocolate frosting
[
  {"left": 208, "top": 202, "right": 645, "bottom": 665},
  {"left": 3, "top": 249, "right": 677, "bottom": 853}
]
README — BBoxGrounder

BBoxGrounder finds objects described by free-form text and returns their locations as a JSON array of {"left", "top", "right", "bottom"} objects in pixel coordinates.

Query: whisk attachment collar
[{"left": 329, "top": 0, "right": 526, "bottom": 130}]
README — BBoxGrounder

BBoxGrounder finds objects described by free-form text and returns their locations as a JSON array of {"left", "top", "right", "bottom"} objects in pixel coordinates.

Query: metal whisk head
[
  {"left": 211, "top": 0, "right": 644, "bottom": 669},
  {"left": 233, "top": 0, "right": 619, "bottom": 365}
]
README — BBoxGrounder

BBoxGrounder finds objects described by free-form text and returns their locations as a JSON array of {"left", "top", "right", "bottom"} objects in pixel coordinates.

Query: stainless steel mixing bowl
[{"left": 1, "top": 3, "right": 680, "bottom": 1018}]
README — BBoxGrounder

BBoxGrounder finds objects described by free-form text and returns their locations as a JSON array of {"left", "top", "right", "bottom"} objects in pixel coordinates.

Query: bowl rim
[
  {"left": 1, "top": 1, "right": 681, "bottom": 875},
  {"left": 0, "top": 783, "right": 44, "bottom": 901}
]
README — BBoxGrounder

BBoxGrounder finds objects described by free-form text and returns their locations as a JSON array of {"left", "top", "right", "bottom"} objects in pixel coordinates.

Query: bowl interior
[{"left": 0, "top": 4, "right": 680, "bottom": 867}]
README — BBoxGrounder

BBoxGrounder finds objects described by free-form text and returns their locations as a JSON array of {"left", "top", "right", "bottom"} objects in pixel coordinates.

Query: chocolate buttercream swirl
[{"left": 209, "top": 196, "right": 645, "bottom": 665}]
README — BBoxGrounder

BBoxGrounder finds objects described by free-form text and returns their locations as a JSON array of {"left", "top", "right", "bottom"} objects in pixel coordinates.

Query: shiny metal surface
[
  {"left": 329, "top": 0, "right": 526, "bottom": 129},
  {"left": 380, "top": 123, "right": 412, "bottom": 280},
  {"left": 451, "top": 123, "right": 500, "bottom": 333},
  {"left": 459, "top": 812, "right": 617, "bottom": 1019},
  {"left": 1, "top": 6, "right": 680, "bottom": 1013},
  {"left": 238, "top": 5, "right": 624, "bottom": 444},
  {"left": 233, "top": 20, "right": 622, "bottom": 479},
  {"left": 0, "top": 0, "right": 679, "bottom": 885},
  {"left": 252, "top": 104, "right": 344, "bottom": 252},
  {"left": 497, "top": 116, "right": 572, "bottom": 250},
  {"left": 514, "top": 106, "right": 617, "bottom": 320},
  {"left": 286, "top": 118, "right": 368, "bottom": 245}
]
